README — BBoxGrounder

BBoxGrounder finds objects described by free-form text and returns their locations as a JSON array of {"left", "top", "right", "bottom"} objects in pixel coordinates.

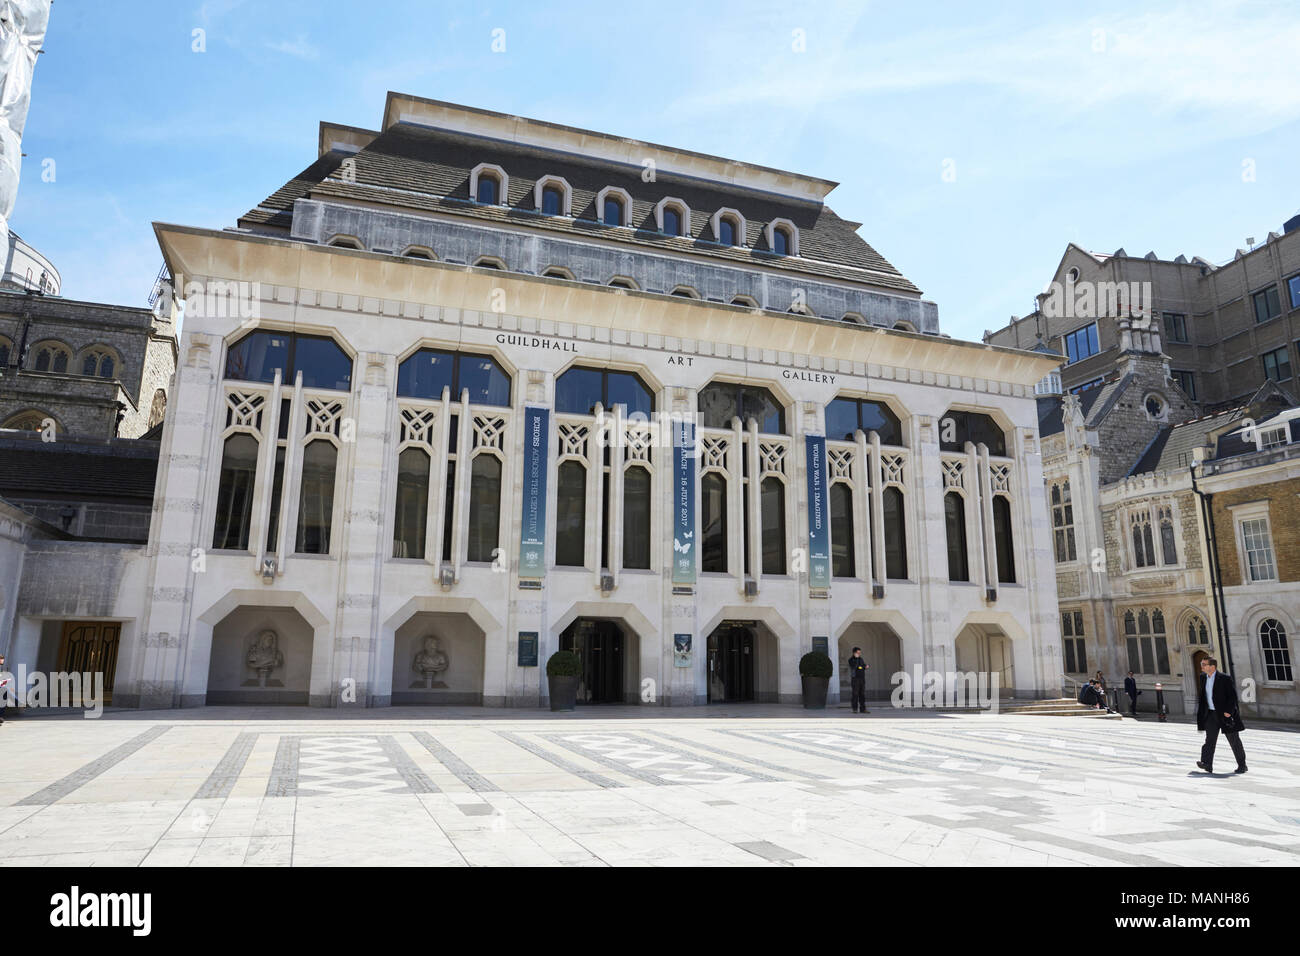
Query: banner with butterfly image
[{"left": 671, "top": 419, "right": 696, "bottom": 585}]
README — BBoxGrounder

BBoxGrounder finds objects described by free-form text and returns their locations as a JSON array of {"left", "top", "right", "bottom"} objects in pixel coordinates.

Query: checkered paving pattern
[{"left": 1, "top": 710, "right": 1296, "bottom": 866}]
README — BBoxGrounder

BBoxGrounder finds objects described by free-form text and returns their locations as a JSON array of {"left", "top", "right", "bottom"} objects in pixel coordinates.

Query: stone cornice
[{"left": 155, "top": 224, "right": 1061, "bottom": 395}]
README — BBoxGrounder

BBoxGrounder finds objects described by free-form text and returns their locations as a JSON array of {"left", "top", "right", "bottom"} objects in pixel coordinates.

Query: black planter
[
  {"left": 801, "top": 675, "right": 829, "bottom": 710},
  {"left": 549, "top": 675, "right": 579, "bottom": 712}
]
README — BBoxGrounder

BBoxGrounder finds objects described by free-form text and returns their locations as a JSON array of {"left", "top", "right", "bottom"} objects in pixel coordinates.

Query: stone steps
[{"left": 1000, "top": 698, "right": 1124, "bottom": 719}]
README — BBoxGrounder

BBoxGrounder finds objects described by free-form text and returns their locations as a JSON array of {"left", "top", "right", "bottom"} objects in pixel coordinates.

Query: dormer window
[
  {"left": 474, "top": 256, "right": 506, "bottom": 270},
  {"left": 711, "top": 208, "right": 746, "bottom": 248},
  {"left": 765, "top": 218, "right": 798, "bottom": 256},
  {"left": 596, "top": 186, "right": 632, "bottom": 227},
  {"left": 656, "top": 198, "right": 690, "bottom": 237},
  {"left": 470, "top": 163, "right": 508, "bottom": 206},
  {"left": 533, "top": 175, "right": 572, "bottom": 217}
]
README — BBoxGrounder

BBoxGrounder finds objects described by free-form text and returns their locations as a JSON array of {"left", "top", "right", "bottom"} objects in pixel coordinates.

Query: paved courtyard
[{"left": 2, "top": 707, "right": 1298, "bottom": 866}]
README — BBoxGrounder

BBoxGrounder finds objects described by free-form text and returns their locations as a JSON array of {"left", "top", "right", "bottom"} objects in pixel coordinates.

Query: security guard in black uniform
[{"left": 846, "top": 647, "right": 869, "bottom": 714}]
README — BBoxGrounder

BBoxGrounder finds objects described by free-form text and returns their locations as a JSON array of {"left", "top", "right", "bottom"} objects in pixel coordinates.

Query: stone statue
[
  {"left": 412, "top": 635, "right": 449, "bottom": 689},
  {"left": 246, "top": 629, "right": 284, "bottom": 687}
]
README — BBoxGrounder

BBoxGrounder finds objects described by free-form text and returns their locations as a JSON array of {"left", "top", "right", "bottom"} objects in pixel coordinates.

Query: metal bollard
[{"left": 1154, "top": 683, "right": 1167, "bottom": 722}]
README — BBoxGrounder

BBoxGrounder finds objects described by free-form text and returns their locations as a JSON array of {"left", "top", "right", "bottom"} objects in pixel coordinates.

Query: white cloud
[{"left": 265, "top": 35, "right": 320, "bottom": 60}]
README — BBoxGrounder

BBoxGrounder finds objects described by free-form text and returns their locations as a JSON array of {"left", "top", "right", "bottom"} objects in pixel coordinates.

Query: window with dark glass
[
  {"left": 830, "top": 483, "right": 854, "bottom": 578},
  {"left": 604, "top": 197, "right": 624, "bottom": 226},
  {"left": 467, "top": 455, "right": 502, "bottom": 562},
  {"left": 718, "top": 218, "right": 737, "bottom": 246},
  {"left": 825, "top": 397, "right": 903, "bottom": 444},
  {"left": 0, "top": 340, "right": 10, "bottom": 367},
  {"left": 1160, "top": 515, "right": 1177, "bottom": 566},
  {"left": 1289, "top": 274, "right": 1300, "bottom": 310},
  {"left": 945, "top": 492, "right": 969, "bottom": 582},
  {"left": 772, "top": 228, "right": 790, "bottom": 256},
  {"left": 1051, "top": 481, "right": 1076, "bottom": 562},
  {"left": 1172, "top": 369, "right": 1197, "bottom": 400},
  {"left": 1253, "top": 285, "right": 1281, "bottom": 323},
  {"left": 397, "top": 349, "right": 511, "bottom": 406},
  {"left": 662, "top": 206, "right": 681, "bottom": 237},
  {"left": 393, "top": 447, "right": 430, "bottom": 558},
  {"left": 760, "top": 476, "right": 786, "bottom": 574},
  {"left": 212, "top": 433, "right": 259, "bottom": 550},
  {"left": 623, "top": 466, "right": 651, "bottom": 569},
  {"left": 1262, "top": 346, "right": 1292, "bottom": 382},
  {"left": 295, "top": 440, "right": 337, "bottom": 554},
  {"left": 1163, "top": 312, "right": 1188, "bottom": 343},
  {"left": 698, "top": 382, "right": 785, "bottom": 433},
  {"left": 476, "top": 174, "right": 499, "bottom": 205},
  {"left": 883, "top": 486, "right": 906, "bottom": 579},
  {"left": 1062, "top": 610, "right": 1086, "bottom": 674},
  {"left": 264, "top": 445, "right": 287, "bottom": 553},
  {"left": 541, "top": 185, "right": 563, "bottom": 216},
  {"left": 1063, "top": 323, "right": 1100, "bottom": 364},
  {"left": 939, "top": 410, "right": 1007, "bottom": 456},
  {"left": 225, "top": 331, "right": 352, "bottom": 391},
  {"left": 555, "top": 460, "right": 586, "bottom": 567},
  {"left": 556, "top": 366, "right": 654, "bottom": 418},
  {"left": 993, "top": 496, "right": 1016, "bottom": 583},
  {"left": 701, "top": 472, "right": 727, "bottom": 572}
]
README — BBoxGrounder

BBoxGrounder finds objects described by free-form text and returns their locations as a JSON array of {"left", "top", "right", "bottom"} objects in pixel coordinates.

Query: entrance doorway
[
  {"left": 707, "top": 623, "right": 755, "bottom": 703},
  {"left": 560, "top": 618, "right": 626, "bottom": 704},
  {"left": 58, "top": 621, "right": 121, "bottom": 705}
]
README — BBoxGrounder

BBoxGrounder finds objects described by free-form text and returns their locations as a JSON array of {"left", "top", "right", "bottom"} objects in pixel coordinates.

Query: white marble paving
[{"left": 0, "top": 707, "right": 1297, "bottom": 866}]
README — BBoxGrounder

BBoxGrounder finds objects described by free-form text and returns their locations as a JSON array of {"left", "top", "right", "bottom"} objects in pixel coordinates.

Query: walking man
[
  {"left": 1196, "top": 657, "right": 1247, "bottom": 775},
  {"left": 846, "top": 647, "right": 869, "bottom": 714},
  {"left": 1123, "top": 671, "right": 1139, "bottom": 717}
]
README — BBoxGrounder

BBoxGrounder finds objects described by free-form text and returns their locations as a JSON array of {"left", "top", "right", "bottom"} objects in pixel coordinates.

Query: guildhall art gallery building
[{"left": 4, "top": 95, "right": 1064, "bottom": 709}]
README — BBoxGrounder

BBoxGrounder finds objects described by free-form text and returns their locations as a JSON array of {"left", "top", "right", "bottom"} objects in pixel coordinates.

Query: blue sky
[{"left": 13, "top": 0, "right": 1300, "bottom": 342}]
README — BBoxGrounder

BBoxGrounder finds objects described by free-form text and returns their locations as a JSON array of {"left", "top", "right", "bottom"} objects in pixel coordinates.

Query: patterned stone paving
[{"left": 0, "top": 707, "right": 1297, "bottom": 866}]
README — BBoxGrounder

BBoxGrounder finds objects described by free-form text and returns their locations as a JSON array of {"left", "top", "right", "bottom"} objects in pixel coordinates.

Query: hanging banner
[
  {"left": 518, "top": 406, "right": 549, "bottom": 578},
  {"left": 805, "top": 434, "right": 831, "bottom": 589},
  {"left": 671, "top": 419, "right": 697, "bottom": 586}
]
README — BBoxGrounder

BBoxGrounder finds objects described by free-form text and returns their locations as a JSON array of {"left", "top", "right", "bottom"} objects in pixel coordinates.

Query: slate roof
[
  {"left": 0, "top": 437, "right": 159, "bottom": 501},
  {"left": 238, "top": 124, "right": 922, "bottom": 295},
  {"left": 1129, "top": 408, "right": 1245, "bottom": 475}
]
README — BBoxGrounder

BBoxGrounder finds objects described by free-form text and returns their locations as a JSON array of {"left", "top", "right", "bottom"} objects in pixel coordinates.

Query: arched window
[
  {"left": 945, "top": 492, "right": 969, "bottom": 582},
  {"left": 825, "top": 397, "right": 903, "bottom": 445},
  {"left": 830, "top": 482, "right": 854, "bottom": 578},
  {"left": 295, "top": 440, "right": 337, "bottom": 554},
  {"left": 772, "top": 226, "right": 791, "bottom": 256},
  {"left": 2, "top": 409, "right": 58, "bottom": 433},
  {"left": 993, "top": 496, "right": 1016, "bottom": 583},
  {"left": 0, "top": 336, "right": 11, "bottom": 367},
  {"left": 698, "top": 382, "right": 785, "bottom": 433},
  {"left": 939, "top": 410, "right": 1007, "bottom": 456},
  {"left": 718, "top": 217, "right": 736, "bottom": 246},
  {"left": 761, "top": 476, "right": 786, "bottom": 575},
  {"left": 147, "top": 389, "right": 167, "bottom": 429},
  {"left": 393, "top": 447, "right": 430, "bottom": 558},
  {"left": 604, "top": 196, "right": 624, "bottom": 226},
  {"left": 623, "top": 466, "right": 651, "bottom": 570},
  {"left": 701, "top": 471, "right": 727, "bottom": 573},
  {"left": 32, "top": 342, "right": 71, "bottom": 373},
  {"left": 1187, "top": 616, "right": 1209, "bottom": 646},
  {"left": 556, "top": 366, "right": 654, "bottom": 418},
  {"left": 1123, "top": 607, "right": 1171, "bottom": 675},
  {"left": 397, "top": 349, "right": 510, "bottom": 406},
  {"left": 883, "top": 486, "right": 907, "bottom": 579},
  {"left": 556, "top": 460, "right": 587, "bottom": 567},
  {"left": 225, "top": 330, "right": 352, "bottom": 391},
  {"left": 541, "top": 185, "right": 564, "bottom": 216},
  {"left": 467, "top": 455, "right": 502, "bottom": 563},
  {"left": 80, "top": 347, "right": 117, "bottom": 378},
  {"left": 1130, "top": 511, "right": 1157, "bottom": 568},
  {"left": 212, "top": 433, "right": 260, "bottom": 550},
  {"left": 1259, "top": 619, "right": 1293, "bottom": 682},
  {"left": 1159, "top": 506, "right": 1177, "bottom": 565},
  {"left": 656, "top": 198, "right": 689, "bottom": 237},
  {"left": 476, "top": 173, "right": 500, "bottom": 205},
  {"left": 662, "top": 207, "right": 681, "bottom": 236}
]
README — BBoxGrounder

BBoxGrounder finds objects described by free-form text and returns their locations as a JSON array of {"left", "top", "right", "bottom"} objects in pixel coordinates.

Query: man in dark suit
[
  {"left": 846, "top": 647, "right": 869, "bottom": 714},
  {"left": 1196, "top": 657, "right": 1247, "bottom": 775},
  {"left": 1123, "top": 672, "right": 1139, "bottom": 717}
]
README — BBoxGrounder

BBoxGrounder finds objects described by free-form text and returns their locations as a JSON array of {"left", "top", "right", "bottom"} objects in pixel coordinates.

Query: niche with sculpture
[
  {"left": 243, "top": 628, "right": 286, "bottom": 687},
  {"left": 410, "top": 635, "right": 450, "bottom": 689}
]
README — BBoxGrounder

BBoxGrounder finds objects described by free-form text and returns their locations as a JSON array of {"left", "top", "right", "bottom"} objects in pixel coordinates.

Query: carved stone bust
[
  {"left": 246, "top": 629, "right": 284, "bottom": 685},
  {"left": 412, "top": 635, "right": 449, "bottom": 688}
]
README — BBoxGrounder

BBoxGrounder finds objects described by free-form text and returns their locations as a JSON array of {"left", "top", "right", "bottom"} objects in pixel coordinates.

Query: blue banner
[
  {"left": 805, "top": 435, "right": 831, "bottom": 589},
  {"left": 672, "top": 419, "right": 697, "bottom": 585},
  {"left": 519, "top": 406, "right": 549, "bottom": 577}
]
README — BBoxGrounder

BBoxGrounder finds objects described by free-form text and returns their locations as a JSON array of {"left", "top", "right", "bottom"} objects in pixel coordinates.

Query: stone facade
[{"left": 0, "top": 290, "right": 178, "bottom": 438}]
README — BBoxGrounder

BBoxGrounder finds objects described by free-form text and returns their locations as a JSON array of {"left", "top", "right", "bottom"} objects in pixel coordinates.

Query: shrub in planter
[
  {"left": 546, "top": 650, "right": 581, "bottom": 712},
  {"left": 799, "top": 651, "right": 833, "bottom": 710}
]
